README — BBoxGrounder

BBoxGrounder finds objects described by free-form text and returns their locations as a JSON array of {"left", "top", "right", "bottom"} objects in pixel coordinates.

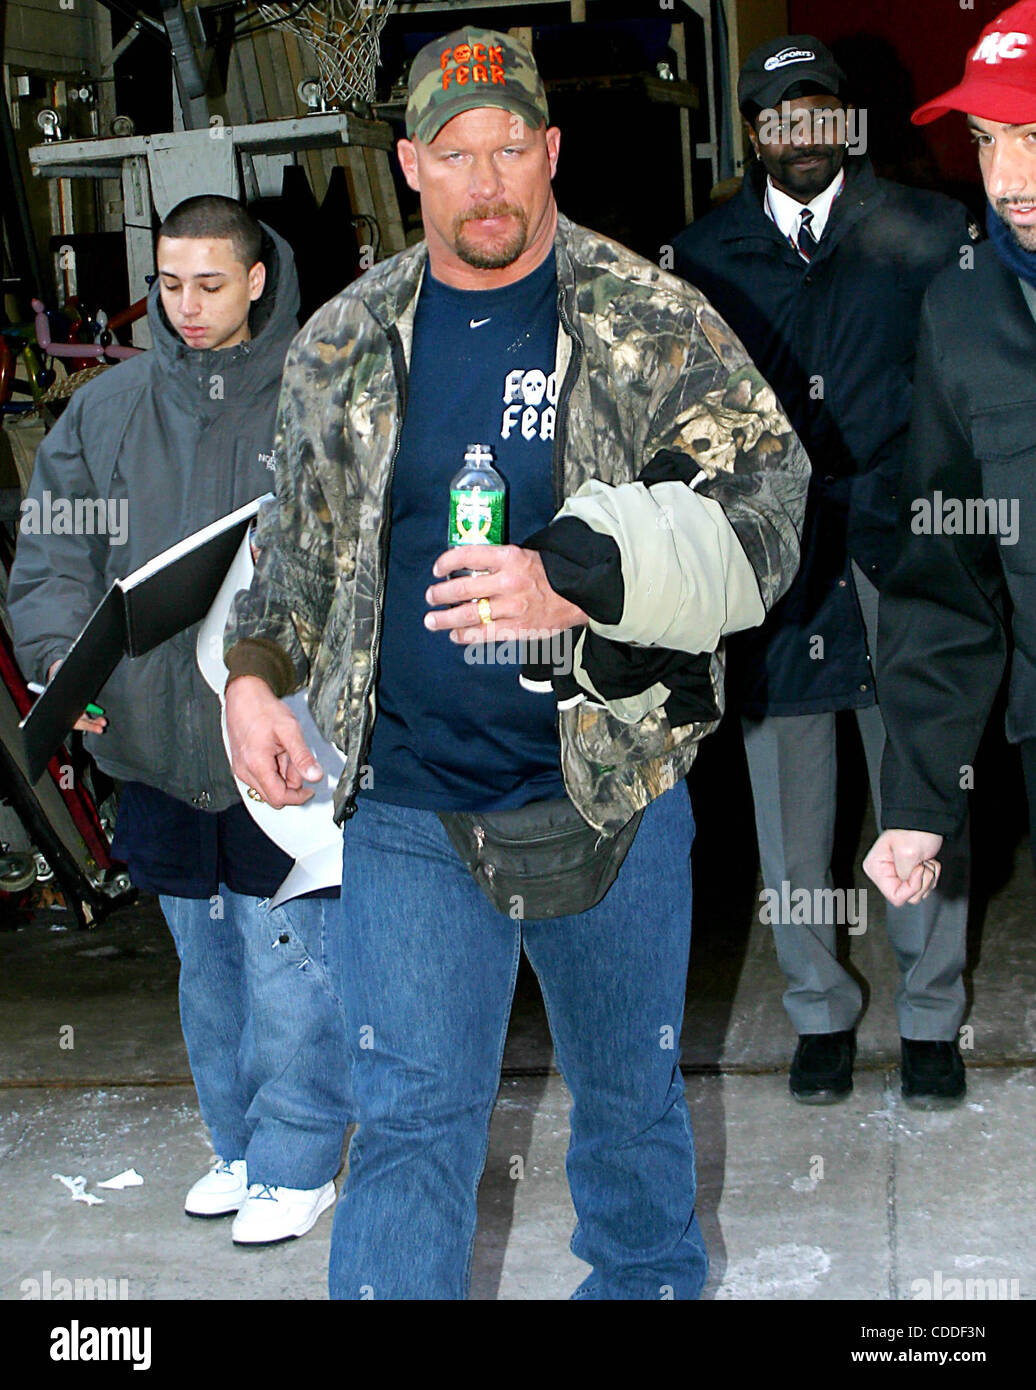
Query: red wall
[{"left": 789, "top": 0, "right": 1007, "bottom": 190}]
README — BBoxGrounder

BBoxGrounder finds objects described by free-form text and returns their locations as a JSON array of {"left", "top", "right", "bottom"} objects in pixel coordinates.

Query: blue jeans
[
  {"left": 328, "top": 785, "right": 706, "bottom": 1300},
  {"left": 160, "top": 888, "right": 350, "bottom": 1189}
]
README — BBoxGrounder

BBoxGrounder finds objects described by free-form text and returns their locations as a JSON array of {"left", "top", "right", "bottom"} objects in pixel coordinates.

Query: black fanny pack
[{"left": 438, "top": 796, "right": 643, "bottom": 921}]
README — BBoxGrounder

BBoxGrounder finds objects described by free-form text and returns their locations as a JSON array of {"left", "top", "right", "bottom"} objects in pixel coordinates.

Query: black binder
[{"left": 20, "top": 495, "right": 266, "bottom": 784}]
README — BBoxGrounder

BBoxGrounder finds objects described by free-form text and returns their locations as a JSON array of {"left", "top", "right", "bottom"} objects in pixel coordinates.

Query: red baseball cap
[{"left": 912, "top": 0, "right": 1036, "bottom": 125}]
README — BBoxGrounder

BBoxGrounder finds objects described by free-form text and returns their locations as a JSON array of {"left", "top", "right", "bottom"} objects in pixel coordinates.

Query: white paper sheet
[
  {"left": 196, "top": 534, "right": 345, "bottom": 906},
  {"left": 97, "top": 1167, "right": 144, "bottom": 1190}
]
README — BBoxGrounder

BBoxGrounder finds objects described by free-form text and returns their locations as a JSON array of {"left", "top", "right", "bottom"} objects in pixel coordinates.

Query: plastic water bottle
[{"left": 448, "top": 445, "right": 506, "bottom": 572}]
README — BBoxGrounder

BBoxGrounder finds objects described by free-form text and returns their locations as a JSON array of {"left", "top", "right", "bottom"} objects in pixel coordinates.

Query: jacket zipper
[
  {"left": 552, "top": 284, "right": 583, "bottom": 510},
  {"left": 549, "top": 277, "right": 598, "bottom": 822},
  {"left": 341, "top": 322, "right": 409, "bottom": 823}
]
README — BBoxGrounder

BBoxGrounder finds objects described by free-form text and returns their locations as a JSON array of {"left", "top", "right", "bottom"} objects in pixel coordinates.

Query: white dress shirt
[{"left": 763, "top": 167, "right": 846, "bottom": 254}]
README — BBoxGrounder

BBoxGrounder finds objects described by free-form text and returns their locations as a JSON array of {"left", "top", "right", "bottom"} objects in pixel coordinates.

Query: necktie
[{"left": 797, "top": 209, "right": 819, "bottom": 262}]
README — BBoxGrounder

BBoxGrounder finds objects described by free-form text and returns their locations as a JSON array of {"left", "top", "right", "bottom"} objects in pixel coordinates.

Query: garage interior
[{"left": 0, "top": 0, "right": 1033, "bottom": 1304}]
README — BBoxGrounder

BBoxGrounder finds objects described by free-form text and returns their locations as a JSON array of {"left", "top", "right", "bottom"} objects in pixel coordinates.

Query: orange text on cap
[{"left": 439, "top": 42, "right": 506, "bottom": 89}]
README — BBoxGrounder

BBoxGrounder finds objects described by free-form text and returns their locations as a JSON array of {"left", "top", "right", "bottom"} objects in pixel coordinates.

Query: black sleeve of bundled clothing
[
  {"left": 521, "top": 515, "right": 624, "bottom": 626},
  {"left": 877, "top": 298, "right": 1009, "bottom": 838}
]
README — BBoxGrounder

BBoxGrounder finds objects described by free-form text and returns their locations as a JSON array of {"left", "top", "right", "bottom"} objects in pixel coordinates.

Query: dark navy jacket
[
  {"left": 672, "top": 156, "right": 976, "bottom": 715},
  {"left": 879, "top": 243, "right": 1036, "bottom": 837}
]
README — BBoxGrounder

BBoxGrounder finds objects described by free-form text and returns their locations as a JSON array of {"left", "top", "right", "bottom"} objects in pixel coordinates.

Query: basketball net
[{"left": 257, "top": 0, "right": 395, "bottom": 106}]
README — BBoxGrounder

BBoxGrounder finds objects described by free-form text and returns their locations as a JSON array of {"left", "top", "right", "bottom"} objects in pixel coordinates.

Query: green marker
[{"left": 27, "top": 682, "right": 104, "bottom": 720}]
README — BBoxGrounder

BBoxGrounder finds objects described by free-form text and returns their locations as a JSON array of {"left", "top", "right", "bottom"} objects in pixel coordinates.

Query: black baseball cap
[{"left": 738, "top": 35, "right": 848, "bottom": 116}]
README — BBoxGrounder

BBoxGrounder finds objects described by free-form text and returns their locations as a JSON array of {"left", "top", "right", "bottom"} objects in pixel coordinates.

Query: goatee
[
  {"left": 453, "top": 202, "right": 529, "bottom": 270},
  {"left": 774, "top": 146, "right": 844, "bottom": 200}
]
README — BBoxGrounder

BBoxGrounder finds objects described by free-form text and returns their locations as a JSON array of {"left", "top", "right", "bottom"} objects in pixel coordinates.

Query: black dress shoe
[
  {"left": 789, "top": 1030, "right": 855, "bottom": 1104},
  {"left": 901, "top": 1039, "right": 966, "bottom": 1109}
]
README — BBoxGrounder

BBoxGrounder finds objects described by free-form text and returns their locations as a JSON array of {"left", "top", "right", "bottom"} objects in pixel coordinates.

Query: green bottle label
[{"left": 449, "top": 487, "right": 505, "bottom": 547}]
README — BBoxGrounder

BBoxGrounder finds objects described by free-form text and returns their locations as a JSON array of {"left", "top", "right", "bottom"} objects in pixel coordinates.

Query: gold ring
[
  {"left": 477, "top": 597, "right": 493, "bottom": 625},
  {"left": 246, "top": 786, "right": 264, "bottom": 803}
]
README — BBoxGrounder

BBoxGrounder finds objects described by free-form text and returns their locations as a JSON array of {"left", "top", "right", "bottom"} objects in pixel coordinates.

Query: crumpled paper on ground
[{"left": 52, "top": 1173, "right": 104, "bottom": 1205}]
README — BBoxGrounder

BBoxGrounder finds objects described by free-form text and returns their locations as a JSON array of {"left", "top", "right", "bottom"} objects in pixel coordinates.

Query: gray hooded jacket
[{"left": 8, "top": 225, "right": 300, "bottom": 810}]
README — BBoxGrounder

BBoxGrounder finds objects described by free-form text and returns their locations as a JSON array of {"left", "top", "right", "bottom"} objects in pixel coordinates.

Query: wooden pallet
[{"left": 223, "top": 21, "right": 405, "bottom": 258}]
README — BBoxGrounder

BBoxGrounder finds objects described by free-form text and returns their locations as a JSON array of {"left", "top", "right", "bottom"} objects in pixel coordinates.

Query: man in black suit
[
  {"left": 673, "top": 35, "right": 977, "bottom": 1109},
  {"left": 866, "top": 2, "right": 1036, "bottom": 903}
]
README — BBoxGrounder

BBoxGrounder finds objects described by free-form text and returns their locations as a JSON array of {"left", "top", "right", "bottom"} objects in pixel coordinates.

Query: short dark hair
[{"left": 157, "top": 195, "right": 263, "bottom": 269}]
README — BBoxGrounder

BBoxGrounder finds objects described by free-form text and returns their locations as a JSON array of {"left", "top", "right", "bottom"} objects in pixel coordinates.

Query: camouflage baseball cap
[{"left": 406, "top": 27, "right": 549, "bottom": 144}]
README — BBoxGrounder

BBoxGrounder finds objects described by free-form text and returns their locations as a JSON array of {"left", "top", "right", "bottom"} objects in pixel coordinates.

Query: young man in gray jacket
[{"left": 8, "top": 195, "right": 349, "bottom": 1245}]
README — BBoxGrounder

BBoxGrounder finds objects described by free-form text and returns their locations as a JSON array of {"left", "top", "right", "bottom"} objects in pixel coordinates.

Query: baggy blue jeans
[
  {"left": 160, "top": 888, "right": 351, "bottom": 1189},
  {"left": 327, "top": 784, "right": 707, "bottom": 1299}
]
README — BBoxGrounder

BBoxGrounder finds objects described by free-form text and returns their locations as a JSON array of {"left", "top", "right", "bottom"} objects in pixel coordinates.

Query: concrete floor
[{"left": 1, "top": 720, "right": 1033, "bottom": 1301}]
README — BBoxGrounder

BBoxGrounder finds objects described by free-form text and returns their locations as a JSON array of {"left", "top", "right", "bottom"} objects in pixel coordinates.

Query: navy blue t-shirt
[
  {"left": 110, "top": 780, "right": 338, "bottom": 900},
  {"left": 365, "top": 250, "right": 567, "bottom": 812}
]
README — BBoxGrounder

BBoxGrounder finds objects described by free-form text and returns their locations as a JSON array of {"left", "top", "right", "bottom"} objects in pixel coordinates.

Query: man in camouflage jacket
[
  {"left": 224, "top": 27, "right": 809, "bottom": 1300},
  {"left": 223, "top": 231, "right": 808, "bottom": 833}
]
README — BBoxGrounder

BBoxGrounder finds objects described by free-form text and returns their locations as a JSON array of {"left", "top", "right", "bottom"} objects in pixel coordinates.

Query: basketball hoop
[{"left": 256, "top": 0, "right": 395, "bottom": 107}]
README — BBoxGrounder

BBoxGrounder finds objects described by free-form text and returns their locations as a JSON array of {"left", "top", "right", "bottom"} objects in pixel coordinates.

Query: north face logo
[{"left": 972, "top": 30, "right": 1031, "bottom": 64}]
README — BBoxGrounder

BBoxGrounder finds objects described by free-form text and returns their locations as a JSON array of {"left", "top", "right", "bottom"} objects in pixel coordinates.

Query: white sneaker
[
  {"left": 231, "top": 1180, "right": 337, "bottom": 1246},
  {"left": 184, "top": 1158, "right": 248, "bottom": 1217}
]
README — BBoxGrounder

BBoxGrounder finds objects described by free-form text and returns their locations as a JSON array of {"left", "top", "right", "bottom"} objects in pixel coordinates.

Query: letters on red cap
[{"left": 913, "top": 0, "right": 1036, "bottom": 124}]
